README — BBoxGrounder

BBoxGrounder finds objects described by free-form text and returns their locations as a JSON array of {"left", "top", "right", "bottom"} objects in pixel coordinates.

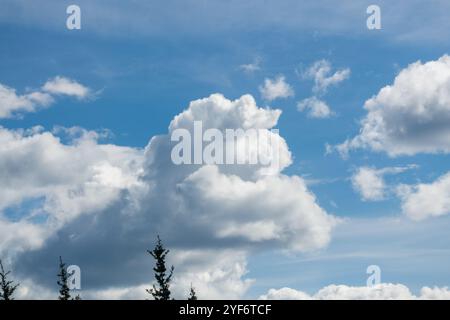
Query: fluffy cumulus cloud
[
  {"left": 0, "top": 125, "right": 143, "bottom": 256},
  {"left": 0, "top": 84, "right": 53, "bottom": 118},
  {"left": 0, "top": 77, "right": 90, "bottom": 118},
  {"left": 297, "top": 97, "right": 333, "bottom": 118},
  {"left": 259, "top": 287, "right": 312, "bottom": 300},
  {"left": 260, "top": 284, "right": 450, "bottom": 300},
  {"left": 351, "top": 167, "right": 386, "bottom": 201},
  {"left": 169, "top": 249, "right": 254, "bottom": 300},
  {"left": 2, "top": 93, "right": 337, "bottom": 299},
  {"left": 259, "top": 76, "right": 294, "bottom": 101},
  {"left": 397, "top": 172, "right": 450, "bottom": 220},
  {"left": 336, "top": 55, "right": 450, "bottom": 157},
  {"left": 14, "top": 250, "right": 252, "bottom": 300},
  {"left": 143, "top": 93, "right": 336, "bottom": 252},
  {"left": 351, "top": 165, "right": 416, "bottom": 201}
]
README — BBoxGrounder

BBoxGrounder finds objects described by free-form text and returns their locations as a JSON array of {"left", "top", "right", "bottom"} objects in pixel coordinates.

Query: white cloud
[
  {"left": 14, "top": 278, "right": 55, "bottom": 300},
  {"left": 297, "top": 97, "right": 333, "bottom": 118},
  {"left": 3, "top": 93, "right": 337, "bottom": 299},
  {"left": 169, "top": 249, "right": 254, "bottom": 300},
  {"left": 397, "top": 172, "right": 450, "bottom": 220},
  {"left": 81, "top": 284, "right": 149, "bottom": 300},
  {"left": 155, "top": 94, "right": 336, "bottom": 251},
  {"left": 0, "top": 77, "right": 91, "bottom": 118},
  {"left": 239, "top": 58, "right": 261, "bottom": 73},
  {"left": 178, "top": 165, "right": 336, "bottom": 251},
  {"left": 259, "top": 76, "right": 294, "bottom": 101},
  {"left": 298, "top": 60, "right": 349, "bottom": 118},
  {"left": 14, "top": 249, "right": 253, "bottom": 300},
  {"left": 419, "top": 286, "right": 450, "bottom": 300},
  {"left": 42, "top": 76, "right": 91, "bottom": 99},
  {"left": 260, "top": 284, "right": 450, "bottom": 300},
  {"left": 304, "top": 60, "right": 350, "bottom": 94},
  {"left": 336, "top": 55, "right": 450, "bottom": 157},
  {"left": 352, "top": 165, "right": 417, "bottom": 201},
  {"left": 259, "top": 287, "right": 312, "bottom": 300},
  {"left": 0, "top": 84, "right": 53, "bottom": 118},
  {"left": 352, "top": 167, "right": 386, "bottom": 201},
  {"left": 314, "top": 284, "right": 413, "bottom": 300},
  {"left": 0, "top": 125, "right": 143, "bottom": 256},
  {"left": 0, "top": 219, "right": 48, "bottom": 257}
]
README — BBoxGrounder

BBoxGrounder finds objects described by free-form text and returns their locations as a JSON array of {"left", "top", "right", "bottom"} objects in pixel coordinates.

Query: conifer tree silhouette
[
  {"left": 0, "top": 259, "right": 19, "bottom": 300},
  {"left": 187, "top": 284, "right": 198, "bottom": 300},
  {"left": 147, "top": 236, "right": 174, "bottom": 300},
  {"left": 57, "top": 256, "right": 71, "bottom": 300}
]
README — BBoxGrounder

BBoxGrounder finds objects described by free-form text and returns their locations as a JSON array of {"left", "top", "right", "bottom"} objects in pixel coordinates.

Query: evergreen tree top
[
  {"left": 0, "top": 259, "right": 20, "bottom": 301},
  {"left": 147, "top": 235, "right": 174, "bottom": 300},
  {"left": 57, "top": 256, "right": 71, "bottom": 301}
]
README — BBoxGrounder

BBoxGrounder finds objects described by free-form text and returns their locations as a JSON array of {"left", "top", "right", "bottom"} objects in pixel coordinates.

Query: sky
[{"left": 1, "top": 0, "right": 450, "bottom": 300}]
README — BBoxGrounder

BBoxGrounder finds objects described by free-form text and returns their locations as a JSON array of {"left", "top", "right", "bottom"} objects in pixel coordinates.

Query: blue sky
[{"left": 2, "top": 0, "right": 450, "bottom": 299}]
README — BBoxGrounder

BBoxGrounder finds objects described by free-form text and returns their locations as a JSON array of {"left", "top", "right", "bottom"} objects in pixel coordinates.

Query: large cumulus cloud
[
  {"left": 2, "top": 93, "right": 337, "bottom": 299},
  {"left": 0, "top": 126, "right": 142, "bottom": 257},
  {"left": 337, "top": 55, "right": 450, "bottom": 157}
]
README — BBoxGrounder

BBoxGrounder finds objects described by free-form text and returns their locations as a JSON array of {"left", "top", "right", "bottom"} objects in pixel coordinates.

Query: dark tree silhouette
[
  {"left": 0, "top": 259, "right": 19, "bottom": 300},
  {"left": 57, "top": 256, "right": 71, "bottom": 300},
  {"left": 147, "top": 236, "right": 174, "bottom": 300},
  {"left": 188, "top": 284, "right": 198, "bottom": 300}
]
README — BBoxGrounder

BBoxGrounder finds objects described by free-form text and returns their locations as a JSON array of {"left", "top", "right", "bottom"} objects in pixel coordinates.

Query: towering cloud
[{"left": 2, "top": 93, "right": 336, "bottom": 298}]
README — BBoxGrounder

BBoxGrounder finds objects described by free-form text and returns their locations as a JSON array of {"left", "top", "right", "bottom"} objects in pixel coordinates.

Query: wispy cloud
[
  {"left": 239, "top": 57, "right": 261, "bottom": 73},
  {"left": 298, "top": 60, "right": 350, "bottom": 119}
]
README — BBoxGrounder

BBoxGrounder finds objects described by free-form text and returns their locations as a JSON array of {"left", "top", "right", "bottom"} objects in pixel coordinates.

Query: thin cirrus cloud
[
  {"left": 0, "top": 76, "right": 91, "bottom": 118},
  {"left": 335, "top": 55, "right": 450, "bottom": 157},
  {"left": 5, "top": 0, "right": 450, "bottom": 45},
  {"left": 259, "top": 75, "right": 294, "bottom": 101}
]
